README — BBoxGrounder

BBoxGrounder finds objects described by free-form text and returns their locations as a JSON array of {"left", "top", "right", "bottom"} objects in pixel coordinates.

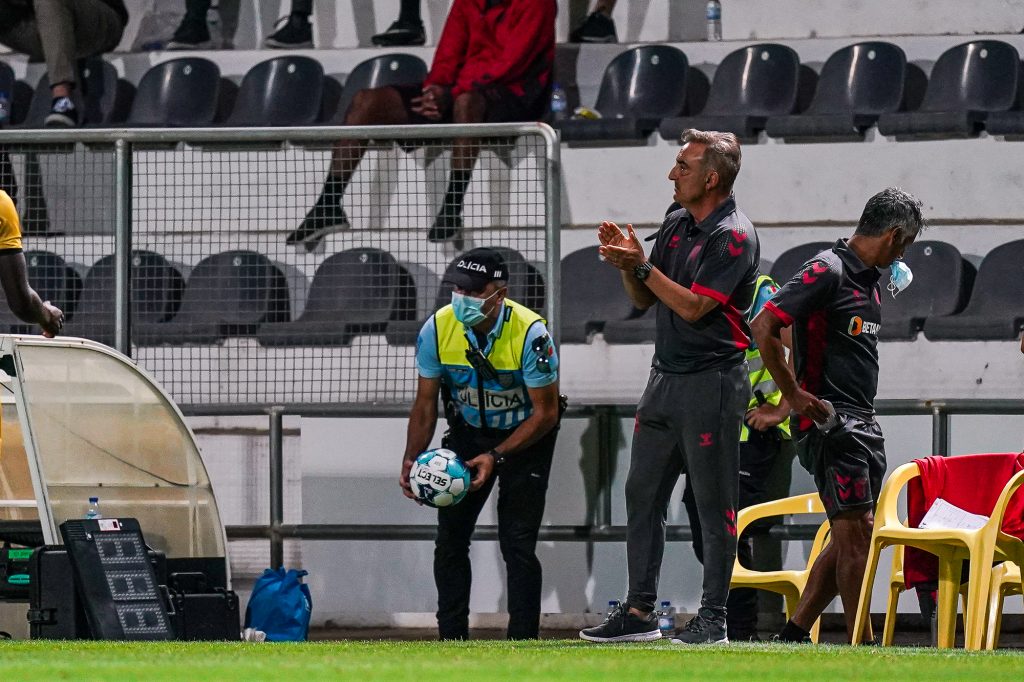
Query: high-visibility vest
[
  {"left": 742, "top": 275, "right": 791, "bottom": 442},
  {"left": 434, "top": 298, "right": 545, "bottom": 429}
]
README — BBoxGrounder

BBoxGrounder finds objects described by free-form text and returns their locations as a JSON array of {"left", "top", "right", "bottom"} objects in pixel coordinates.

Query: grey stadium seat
[
  {"left": 555, "top": 45, "right": 689, "bottom": 143},
  {"left": 659, "top": 44, "right": 800, "bottom": 142},
  {"left": 134, "top": 250, "right": 289, "bottom": 345},
  {"left": 257, "top": 248, "right": 415, "bottom": 347},
  {"left": 61, "top": 251, "right": 184, "bottom": 347},
  {"left": 21, "top": 58, "right": 133, "bottom": 127},
  {"left": 560, "top": 246, "right": 636, "bottom": 343},
  {"left": 128, "top": 58, "right": 221, "bottom": 126},
  {"left": 923, "top": 239, "right": 1024, "bottom": 341},
  {"left": 877, "top": 40, "right": 1019, "bottom": 139},
  {"left": 330, "top": 53, "right": 428, "bottom": 124},
  {"left": 769, "top": 242, "right": 834, "bottom": 285},
  {"left": 766, "top": 42, "right": 907, "bottom": 141},
  {"left": 0, "top": 251, "right": 81, "bottom": 333},
  {"left": 226, "top": 56, "right": 324, "bottom": 126},
  {"left": 879, "top": 241, "right": 975, "bottom": 341}
]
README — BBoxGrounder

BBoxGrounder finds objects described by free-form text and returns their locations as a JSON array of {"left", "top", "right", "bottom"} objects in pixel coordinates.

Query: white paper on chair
[{"left": 918, "top": 497, "right": 989, "bottom": 531}]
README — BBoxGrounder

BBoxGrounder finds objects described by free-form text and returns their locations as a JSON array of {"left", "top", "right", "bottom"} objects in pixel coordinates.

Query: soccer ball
[{"left": 408, "top": 448, "right": 471, "bottom": 508}]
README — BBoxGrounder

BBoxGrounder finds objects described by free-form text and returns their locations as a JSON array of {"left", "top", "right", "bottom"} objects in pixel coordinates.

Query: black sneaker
[
  {"left": 265, "top": 14, "right": 313, "bottom": 49},
  {"left": 166, "top": 14, "right": 212, "bottom": 50},
  {"left": 371, "top": 19, "right": 426, "bottom": 47},
  {"left": 579, "top": 602, "right": 661, "bottom": 643},
  {"left": 768, "top": 633, "right": 812, "bottom": 644},
  {"left": 670, "top": 611, "right": 729, "bottom": 645},
  {"left": 286, "top": 199, "right": 349, "bottom": 247},
  {"left": 569, "top": 11, "right": 618, "bottom": 43},
  {"left": 44, "top": 97, "right": 78, "bottom": 127},
  {"left": 427, "top": 209, "right": 464, "bottom": 248}
]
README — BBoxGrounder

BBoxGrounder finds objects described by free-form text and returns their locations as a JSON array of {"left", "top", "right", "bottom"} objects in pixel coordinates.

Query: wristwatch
[
  {"left": 487, "top": 448, "right": 506, "bottom": 467},
  {"left": 633, "top": 260, "right": 654, "bottom": 281}
]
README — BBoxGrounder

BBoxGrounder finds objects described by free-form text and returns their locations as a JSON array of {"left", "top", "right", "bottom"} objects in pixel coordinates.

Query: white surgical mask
[{"left": 887, "top": 259, "right": 913, "bottom": 298}]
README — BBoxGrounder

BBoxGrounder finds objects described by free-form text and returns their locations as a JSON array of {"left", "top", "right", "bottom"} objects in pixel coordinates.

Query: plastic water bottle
[
  {"left": 550, "top": 83, "right": 568, "bottom": 122},
  {"left": 658, "top": 600, "right": 676, "bottom": 637},
  {"left": 706, "top": 0, "right": 722, "bottom": 41},
  {"left": 85, "top": 496, "right": 102, "bottom": 520},
  {"left": 0, "top": 90, "right": 10, "bottom": 126}
]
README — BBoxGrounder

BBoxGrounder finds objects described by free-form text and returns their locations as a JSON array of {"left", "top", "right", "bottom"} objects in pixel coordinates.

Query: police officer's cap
[{"left": 442, "top": 248, "right": 507, "bottom": 291}]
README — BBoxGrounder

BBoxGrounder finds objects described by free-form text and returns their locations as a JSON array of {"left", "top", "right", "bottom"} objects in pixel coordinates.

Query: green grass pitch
[{"left": 2, "top": 640, "right": 1023, "bottom": 681}]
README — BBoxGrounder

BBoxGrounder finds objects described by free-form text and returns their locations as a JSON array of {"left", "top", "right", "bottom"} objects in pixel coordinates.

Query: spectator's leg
[
  {"left": 265, "top": 0, "right": 313, "bottom": 48},
  {"left": 287, "top": 87, "right": 412, "bottom": 246},
  {"left": 32, "top": 0, "right": 124, "bottom": 89},
  {"left": 570, "top": 0, "right": 618, "bottom": 43},
  {"left": 168, "top": 0, "right": 214, "bottom": 50},
  {"left": 372, "top": 0, "right": 425, "bottom": 47},
  {"left": 290, "top": 0, "right": 312, "bottom": 16},
  {"left": 429, "top": 91, "right": 487, "bottom": 244}
]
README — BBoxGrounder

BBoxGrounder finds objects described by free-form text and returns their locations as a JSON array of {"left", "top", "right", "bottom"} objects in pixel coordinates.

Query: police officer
[
  {"left": 682, "top": 271, "right": 794, "bottom": 641},
  {"left": 400, "top": 247, "right": 561, "bottom": 640}
]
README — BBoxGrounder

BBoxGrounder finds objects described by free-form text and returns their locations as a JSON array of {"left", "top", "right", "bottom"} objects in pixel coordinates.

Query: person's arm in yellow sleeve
[{"left": 0, "top": 191, "right": 64, "bottom": 337}]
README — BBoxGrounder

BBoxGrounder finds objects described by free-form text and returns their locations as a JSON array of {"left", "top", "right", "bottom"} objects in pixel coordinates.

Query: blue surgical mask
[
  {"left": 887, "top": 259, "right": 913, "bottom": 298},
  {"left": 451, "top": 290, "right": 499, "bottom": 327}
]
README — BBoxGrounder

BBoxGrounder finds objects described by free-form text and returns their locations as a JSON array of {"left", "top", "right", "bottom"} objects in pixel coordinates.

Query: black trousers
[
  {"left": 434, "top": 423, "right": 557, "bottom": 640},
  {"left": 683, "top": 427, "right": 783, "bottom": 637}
]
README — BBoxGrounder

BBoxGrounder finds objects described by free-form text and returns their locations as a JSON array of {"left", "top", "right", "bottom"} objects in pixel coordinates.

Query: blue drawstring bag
[{"left": 244, "top": 568, "right": 312, "bottom": 641}]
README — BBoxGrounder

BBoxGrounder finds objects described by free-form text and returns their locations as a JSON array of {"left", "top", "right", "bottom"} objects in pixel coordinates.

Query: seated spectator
[
  {"left": 570, "top": 0, "right": 618, "bottom": 43},
  {"left": 372, "top": 0, "right": 426, "bottom": 47},
  {"left": 286, "top": 0, "right": 556, "bottom": 249},
  {"left": 167, "top": 0, "right": 312, "bottom": 50},
  {"left": 0, "top": 0, "right": 128, "bottom": 127}
]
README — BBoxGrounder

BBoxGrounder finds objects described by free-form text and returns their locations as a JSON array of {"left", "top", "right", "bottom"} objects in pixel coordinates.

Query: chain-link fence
[{"left": 0, "top": 124, "right": 559, "bottom": 408}]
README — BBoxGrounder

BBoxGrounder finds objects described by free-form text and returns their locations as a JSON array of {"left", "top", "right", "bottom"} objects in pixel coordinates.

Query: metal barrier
[
  {"left": 0, "top": 124, "right": 560, "bottom": 407},
  {"left": 188, "top": 399, "right": 1024, "bottom": 570}
]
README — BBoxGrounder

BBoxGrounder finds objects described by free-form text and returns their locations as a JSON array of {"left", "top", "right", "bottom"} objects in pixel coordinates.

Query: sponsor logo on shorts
[{"left": 847, "top": 316, "right": 880, "bottom": 336}]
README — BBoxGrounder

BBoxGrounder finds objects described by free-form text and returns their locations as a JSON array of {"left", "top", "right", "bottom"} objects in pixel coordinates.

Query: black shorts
[
  {"left": 393, "top": 82, "right": 548, "bottom": 125},
  {"left": 796, "top": 413, "right": 886, "bottom": 519}
]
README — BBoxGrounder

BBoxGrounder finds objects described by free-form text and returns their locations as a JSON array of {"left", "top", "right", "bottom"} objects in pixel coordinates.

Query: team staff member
[
  {"left": 682, "top": 271, "right": 794, "bottom": 641},
  {"left": 400, "top": 247, "right": 561, "bottom": 640},
  {"left": 751, "top": 187, "right": 924, "bottom": 644},
  {"left": 581, "top": 129, "right": 759, "bottom": 645}
]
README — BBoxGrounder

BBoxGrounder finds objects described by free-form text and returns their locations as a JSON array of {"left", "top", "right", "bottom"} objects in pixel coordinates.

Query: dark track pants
[
  {"left": 684, "top": 427, "right": 786, "bottom": 636},
  {"left": 625, "top": 364, "right": 749, "bottom": 616},
  {"left": 434, "top": 424, "right": 557, "bottom": 640}
]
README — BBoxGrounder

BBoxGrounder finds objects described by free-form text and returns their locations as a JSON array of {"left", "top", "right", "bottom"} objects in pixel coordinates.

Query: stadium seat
[
  {"left": 768, "top": 242, "right": 833, "bottom": 285},
  {"left": 61, "top": 251, "right": 184, "bottom": 347},
  {"left": 330, "top": 53, "right": 428, "bottom": 124},
  {"left": 226, "top": 56, "right": 324, "bottom": 126},
  {"left": 923, "top": 239, "right": 1024, "bottom": 341},
  {"left": 555, "top": 45, "right": 688, "bottom": 143},
  {"left": 659, "top": 44, "right": 800, "bottom": 142},
  {"left": 766, "top": 42, "right": 907, "bottom": 141},
  {"left": 385, "top": 247, "right": 545, "bottom": 346},
  {"left": 257, "top": 248, "right": 415, "bottom": 347},
  {"left": 879, "top": 241, "right": 974, "bottom": 341},
  {"left": 560, "top": 246, "right": 636, "bottom": 343},
  {"left": 134, "top": 250, "right": 288, "bottom": 345},
  {"left": 730, "top": 493, "right": 829, "bottom": 643},
  {"left": 21, "top": 59, "right": 133, "bottom": 127},
  {"left": 127, "top": 58, "right": 221, "bottom": 126},
  {"left": 0, "top": 251, "right": 81, "bottom": 333},
  {"left": 877, "top": 41, "right": 1019, "bottom": 138},
  {"left": 985, "top": 110, "right": 1024, "bottom": 138},
  {"left": 599, "top": 307, "right": 654, "bottom": 344}
]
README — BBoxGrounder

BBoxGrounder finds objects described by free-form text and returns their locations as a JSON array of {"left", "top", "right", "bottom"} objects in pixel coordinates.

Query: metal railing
[{"left": 190, "top": 398, "right": 1024, "bottom": 569}]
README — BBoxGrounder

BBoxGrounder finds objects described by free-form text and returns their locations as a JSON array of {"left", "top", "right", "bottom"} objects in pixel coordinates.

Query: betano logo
[{"left": 848, "top": 316, "right": 881, "bottom": 336}]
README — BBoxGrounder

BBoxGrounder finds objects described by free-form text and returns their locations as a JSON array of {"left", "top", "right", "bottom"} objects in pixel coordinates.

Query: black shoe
[
  {"left": 265, "top": 14, "right": 313, "bottom": 49},
  {"left": 166, "top": 15, "right": 212, "bottom": 50},
  {"left": 569, "top": 11, "right": 618, "bottom": 43},
  {"left": 44, "top": 97, "right": 78, "bottom": 127},
  {"left": 769, "top": 633, "right": 812, "bottom": 644},
  {"left": 670, "top": 611, "right": 728, "bottom": 645},
  {"left": 579, "top": 603, "right": 661, "bottom": 643},
  {"left": 286, "top": 199, "right": 349, "bottom": 247},
  {"left": 371, "top": 19, "right": 426, "bottom": 47},
  {"left": 427, "top": 210, "right": 464, "bottom": 248}
]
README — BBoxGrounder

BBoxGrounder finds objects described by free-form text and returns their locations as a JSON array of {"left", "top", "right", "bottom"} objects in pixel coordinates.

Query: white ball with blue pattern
[{"left": 409, "top": 448, "right": 471, "bottom": 507}]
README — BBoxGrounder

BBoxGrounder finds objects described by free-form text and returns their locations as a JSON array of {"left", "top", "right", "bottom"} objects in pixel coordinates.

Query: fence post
[
  {"left": 541, "top": 123, "right": 561, "bottom": 344},
  {"left": 269, "top": 406, "right": 285, "bottom": 569},
  {"left": 931, "top": 405, "right": 950, "bottom": 457},
  {"left": 113, "top": 138, "right": 132, "bottom": 357}
]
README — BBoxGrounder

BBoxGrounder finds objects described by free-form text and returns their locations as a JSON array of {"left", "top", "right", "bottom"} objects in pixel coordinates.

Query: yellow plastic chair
[
  {"left": 853, "top": 461, "right": 1024, "bottom": 650},
  {"left": 984, "top": 561, "right": 1022, "bottom": 650},
  {"left": 730, "top": 492, "right": 829, "bottom": 643},
  {"left": 882, "top": 543, "right": 967, "bottom": 646}
]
